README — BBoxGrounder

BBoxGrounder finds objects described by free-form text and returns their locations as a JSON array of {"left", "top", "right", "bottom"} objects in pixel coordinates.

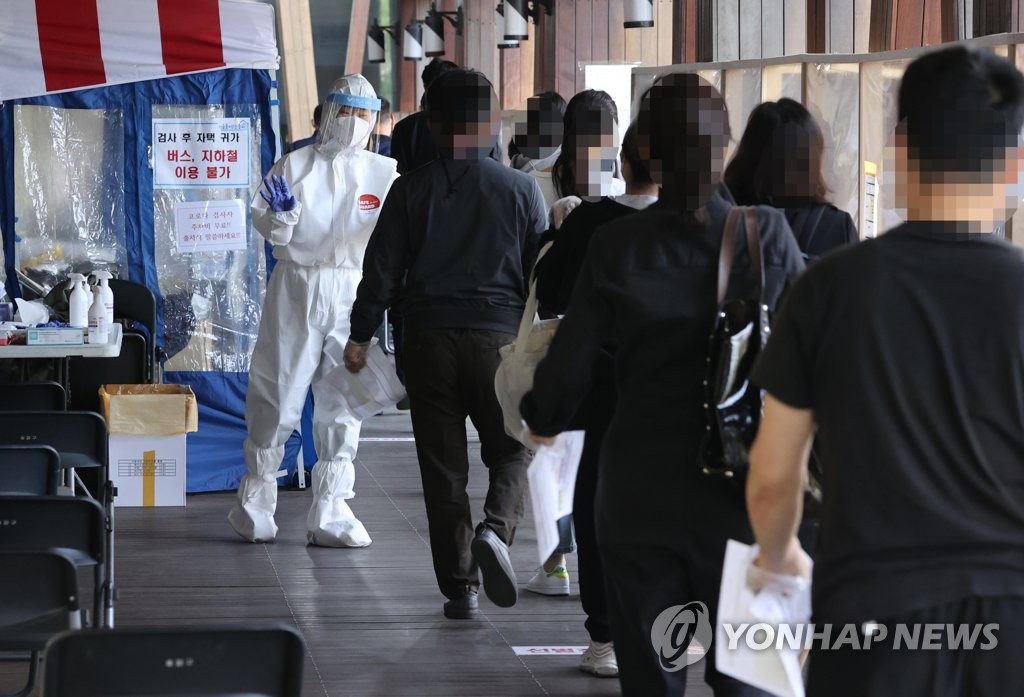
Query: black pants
[
  {"left": 574, "top": 379, "right": 615, "bottom": 643},
  {"left": 597, "top": 493, "right": 771, "bottom": 697},
  {"left": 403, "top": 328, "right": 530, "bottom": 600},
  {"left": 807, "top": 595, "right": 1024, "bottom": 697}
]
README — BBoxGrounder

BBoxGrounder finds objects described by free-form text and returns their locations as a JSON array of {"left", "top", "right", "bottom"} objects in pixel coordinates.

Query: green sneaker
[{"left": 525, "top": 565, "right": 570, "bottom": 596}]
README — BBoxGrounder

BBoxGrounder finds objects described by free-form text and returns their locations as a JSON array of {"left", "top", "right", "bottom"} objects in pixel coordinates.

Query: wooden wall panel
[
  {"left": 398, "top": 0, "right": 418, "bottom": 113},
  {"left": 624, "top": 8, "right": 644, "bottom": 63},
  {"left": 442, "top": 0, "right": 458, "bottom": 61},
  {"left": 761, "top": 0, "right": 785, "bottom": 58},
  {"left": 894, "top": 0, "right": 926, "bottom": 47},
  {"left": 575, "top": 0, "right": 593, "bottom": 93},
  {"left": 739, "top": 0, "right": 762, "bottom": 58},
  {"left": 556, "top": 0, "right": 578, "bottom": 98},
  {"left": 593, "top": 0, "right": 611, "bottom": 62},
  {"left": 923, "top": 0, "right": 946, "bottom": 42},
  {"left": 784, "top": 0, "right": 807, "bottom": 54},
  {"left": 808, "top": 0, "right": 827, "bottom": 52},
  {"left": 609, "top": 0, "right": 626, "bottom": 62},
  {"left": 717, "top": 0, "right": 740, "bottom": 60},
  {"left": 854, "top": 0, "right": 872, "bottom": 51},
  {"left": 656, "top": 0, "right": 674, "bottom": 66}
]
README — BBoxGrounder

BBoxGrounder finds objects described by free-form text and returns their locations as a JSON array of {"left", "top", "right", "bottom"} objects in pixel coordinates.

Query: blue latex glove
[{"left": 260, "top": 175, "right": 297, "bottom": 212}]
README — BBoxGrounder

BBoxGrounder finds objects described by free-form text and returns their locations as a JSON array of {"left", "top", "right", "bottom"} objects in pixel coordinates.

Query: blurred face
[
  {"left": 575, "top": 131, "right": 619, "bottom": 198},
  {"left": 514, "top": 96, "right": 562, "bottom": 160},
  {"left": 428, "top": 85, "right": 500, "bottom": 160}
]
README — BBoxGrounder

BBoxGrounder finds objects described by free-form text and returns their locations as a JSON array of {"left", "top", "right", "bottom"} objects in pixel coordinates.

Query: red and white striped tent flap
[{"left": 0, "top": 0, "right": 279, "bottom": 101}]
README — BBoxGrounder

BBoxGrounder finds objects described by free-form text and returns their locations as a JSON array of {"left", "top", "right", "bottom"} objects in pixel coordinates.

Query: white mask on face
[{"left": 334, "top": 115, "right": 372, "bottom": 149}]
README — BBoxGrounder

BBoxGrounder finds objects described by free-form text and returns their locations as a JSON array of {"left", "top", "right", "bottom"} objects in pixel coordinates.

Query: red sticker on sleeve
[{"left": 358, "top": 194, "right": 381, "bottom": 211}]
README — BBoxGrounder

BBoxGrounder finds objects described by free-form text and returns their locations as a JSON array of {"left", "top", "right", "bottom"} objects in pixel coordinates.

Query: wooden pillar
[
  {"left": 345, "top": 0, "right": 371, "bottom": 74},
  {"left": 975, "top": 0, "right": 1024, "bottom": 34},
  {"left": 870, "top": 0, "right": 959, "bottom": 50},
  {"left": 274, "top": 0, "right": 319, "bottom": 141},
  {"left": 398, "top": 0, "right": 418, "bottom": 113},
  {"left": 674, "top": 0, "right": 713, "bottom": 63},
  {"left": 807, "top": 0, "right": 827, "bottom": 52}
]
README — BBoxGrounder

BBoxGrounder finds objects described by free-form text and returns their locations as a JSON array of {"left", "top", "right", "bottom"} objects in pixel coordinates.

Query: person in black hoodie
[
  {"left": 723, "top": 98, "right": 858, "bottom": 261},
  {"left": 345, "top": 70, "right": 548, "bottom": 621},
  {"left": 520, "top": 73, "right": 805, "bottom": 696}
]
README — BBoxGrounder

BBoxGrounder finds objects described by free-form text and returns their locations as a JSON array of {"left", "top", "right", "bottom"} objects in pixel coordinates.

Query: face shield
[{"left": 316, "top": 74, "right": 381, "bottom": 159}]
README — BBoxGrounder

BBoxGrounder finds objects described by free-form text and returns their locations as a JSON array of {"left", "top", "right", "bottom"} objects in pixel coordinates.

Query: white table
[{"left": 0, "top": 323, "right": 122, "bottom": 358}]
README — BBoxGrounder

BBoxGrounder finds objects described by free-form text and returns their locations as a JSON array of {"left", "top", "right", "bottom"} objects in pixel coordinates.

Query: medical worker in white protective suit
[{"left": 229, "top": 75, "right": 397, "bottom": 546}]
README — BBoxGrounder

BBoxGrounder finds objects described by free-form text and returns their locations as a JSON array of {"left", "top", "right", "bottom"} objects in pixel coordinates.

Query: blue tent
[{"left": 0, "top": 68, "right": 317, "bottom": 493}]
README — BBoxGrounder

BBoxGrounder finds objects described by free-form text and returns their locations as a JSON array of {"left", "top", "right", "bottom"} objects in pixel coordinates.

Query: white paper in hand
[
  {"left": 526, "top": 431, "right": 585, "bottom": 565},
  {"left": 716, "top": 540, "right": 810, "bottom": 697}
]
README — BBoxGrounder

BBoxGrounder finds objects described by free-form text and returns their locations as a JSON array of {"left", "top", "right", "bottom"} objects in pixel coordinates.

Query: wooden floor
[{"left": 2, "top": 413, "right": 713, "bottom": 697}]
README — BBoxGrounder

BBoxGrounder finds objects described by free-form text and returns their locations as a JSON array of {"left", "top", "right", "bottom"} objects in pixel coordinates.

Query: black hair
[
  {"left": 636, "top": 72, "right": 730, "bottom": 208},
  {"left": 424, "top": 69, "right": 497, "bottom": 152},
  {"left": 421, "top": 57, "right": 460, "bottom": 90},
  {"left": 378, "top": 97, "right": 391, "bottom": 117},
  {"left": 312, "top": 104, "right": 323, "bottom": 127},
  {"left": 513, "top": 90, "right": 568, "bottom": 158},
  {"left": 620, "top": 121, "right": 654, "bottom": 188},
  {"left": 722, "top": 98, "right": 829, "bottom": 206},
  {"left": 898, "top": 46, "right": 1024, "bottom": 182},
  {"left": 552, "top": 90, "right": 619, "bottom": 198}
]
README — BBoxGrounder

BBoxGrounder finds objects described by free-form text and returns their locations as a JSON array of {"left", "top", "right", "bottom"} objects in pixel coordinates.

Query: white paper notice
[
  {"left": 174, "top": 199, "right": 248, "bottom": 253},
  {"left": 716, "top": 540, "right": 809, "bottom": 697},
  {"left": 153, "top": 118, "right": 251, "bottom": 189},
  {"left": 527, "top": 431, "right": 585, "bottom": 565}
]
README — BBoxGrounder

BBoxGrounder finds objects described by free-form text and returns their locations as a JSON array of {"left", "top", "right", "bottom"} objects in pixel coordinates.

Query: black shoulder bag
[{"left": 698, "top": 206, "right": 767, "bottom": 479}]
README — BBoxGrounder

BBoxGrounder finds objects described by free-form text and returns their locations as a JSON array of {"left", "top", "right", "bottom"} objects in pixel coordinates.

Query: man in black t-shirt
[{"left": 748, "top": 46, "right": 1024, "bottom": 696}]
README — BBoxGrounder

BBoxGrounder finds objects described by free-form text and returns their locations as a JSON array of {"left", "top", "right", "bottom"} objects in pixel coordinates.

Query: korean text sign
[
  {"left": 174, "top": 199, "right": 248, "bottom": 253},
  {"left": 153, "top": 118, "right": 251, "bottom": 189}
]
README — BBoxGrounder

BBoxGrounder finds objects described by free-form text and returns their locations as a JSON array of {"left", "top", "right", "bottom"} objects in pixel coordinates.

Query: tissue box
[{"left": 27, "top": 327, "right": 85, "bottom": 345}]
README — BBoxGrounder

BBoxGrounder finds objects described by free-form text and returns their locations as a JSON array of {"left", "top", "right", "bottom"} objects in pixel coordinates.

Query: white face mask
[{"left": 333, "top": 115, "right": 372, "bottom": 149}]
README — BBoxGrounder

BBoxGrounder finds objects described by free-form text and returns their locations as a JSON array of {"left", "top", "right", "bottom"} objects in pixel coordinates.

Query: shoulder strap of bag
[
  {"left": 718, "top": 207, "right": 763, "bottom": 305},
  {"left": 799, "top": 205, "right": 827, "bottom": 255},
  {"left": 744, "top": 207, "right": 763, "bottom": 304},
  {"left": 514, "top": 241, "right": 554, "bottom": 354}
]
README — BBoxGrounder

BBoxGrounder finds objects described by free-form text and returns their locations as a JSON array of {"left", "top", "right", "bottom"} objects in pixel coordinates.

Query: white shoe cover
[
  {"left": 229, "top": 442, "right": 283, "bottom": 543},
  {"left": 306, "top": 459, "right": 371, "bottom": 548},
  {"left": 228, "top": 472, "right": 279, "bottom": 542}
]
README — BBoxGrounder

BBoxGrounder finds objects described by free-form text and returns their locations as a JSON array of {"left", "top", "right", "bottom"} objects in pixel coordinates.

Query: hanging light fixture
[
  {"left": 496, "top": 3, "right": 519, "bottom": 49},
  {"left": 501, "top": 0, "right": 552, "bottom": 42},
  {"left": 624, "top": 0, "right": 655, "bottom": 28},
  {"left": 423, "top": 3, "right": 464, "bottom": 57},
  {"left": 403, "top": 21, "right": 424, "bottom": 61},
  {"left": 366, "top": 21, "right": 399, "bottom": 64}
]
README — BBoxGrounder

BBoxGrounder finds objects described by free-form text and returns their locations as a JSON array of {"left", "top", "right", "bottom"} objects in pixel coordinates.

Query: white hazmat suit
[{"left": 229, "top": 75, "right": 398, "bottom": 546}]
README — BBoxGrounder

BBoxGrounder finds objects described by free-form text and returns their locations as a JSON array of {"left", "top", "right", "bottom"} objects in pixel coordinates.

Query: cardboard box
[
  {"left": 109, "top": 434, "right": 187, "bottom": 507},
  {"left": 100, "top": 384, "right": 198, "bottom": 507},
  {"left": 27, "top": 327, "right": 85, "bottom": 345}
]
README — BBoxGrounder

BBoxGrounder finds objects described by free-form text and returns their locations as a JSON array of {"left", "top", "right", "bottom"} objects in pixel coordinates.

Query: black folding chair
[
  {"left": 0, "top": 496, "right": 109, "bottom": 629},
  {"left": 43, "top": 625, "right": 305, "bottom": 697},
  {"left": 0, "top": 412, "right": 114, "bottom": 627},
  {"left": 0, "top": 382, "right": 66, "bottom": 411},
  {"left": 0, "top": 551, "right": 82, "bottom": 697},
  {"left": 0, "top": 445, "right": 61, "bottom": 495},
  {"left": 107, "top": 278, "right": 158, "bottom": 382}
]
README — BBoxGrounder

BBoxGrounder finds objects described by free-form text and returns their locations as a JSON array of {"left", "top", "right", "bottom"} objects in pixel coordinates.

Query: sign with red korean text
[
  {"left": 153, "top": 118, "right": 251, "bottom": 189},
  {"left": 174, "top": 199, "right": 248, "bottom": 253}
]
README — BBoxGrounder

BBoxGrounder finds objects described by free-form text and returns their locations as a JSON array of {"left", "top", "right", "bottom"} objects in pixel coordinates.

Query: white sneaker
[
  {"left": 525, "top": 565, "right": 570, "bottom": 596},
  {"left": 579, "top": 641, "right": 618, "bottom": 677}
]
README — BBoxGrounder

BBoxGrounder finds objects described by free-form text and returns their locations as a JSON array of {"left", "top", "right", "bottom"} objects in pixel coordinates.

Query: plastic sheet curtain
[
  {"left": 150, "top": 103, "right": 265, "bottom": 374},
  {"left": 7, "top": 106, "right": 127, "bottom": 290},
  {"left": 804, "top": 63, "right": 860, "bottom": 224}
]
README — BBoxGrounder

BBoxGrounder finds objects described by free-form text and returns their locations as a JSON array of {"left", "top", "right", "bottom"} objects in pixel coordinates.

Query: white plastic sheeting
[
  {"left": 11, "top": 106, "right": 127, "bottom": 290},
  {"left": 152, "top": 103, "right": 265, "bottom": 373}
]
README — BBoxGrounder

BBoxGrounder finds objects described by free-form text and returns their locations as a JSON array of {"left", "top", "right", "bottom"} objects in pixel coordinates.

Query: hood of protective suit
[{"left": 316, "top": 74, "right": 381, "bottom": 159}]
